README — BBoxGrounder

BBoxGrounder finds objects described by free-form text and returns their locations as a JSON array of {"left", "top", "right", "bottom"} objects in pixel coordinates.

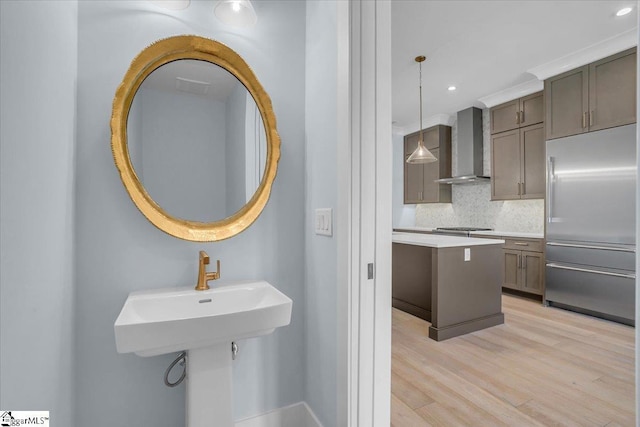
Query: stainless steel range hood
[{"left": 435, "top": 107, "right": 490, "bottom": 184}]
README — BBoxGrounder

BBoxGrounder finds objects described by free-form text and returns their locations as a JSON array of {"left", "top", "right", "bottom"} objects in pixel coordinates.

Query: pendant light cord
[
  {"left": 419, "top": 59, "right": 423, "bottom": 146},
  {"left": 406, "top": 55, "right": 436, "bottom": 164}
]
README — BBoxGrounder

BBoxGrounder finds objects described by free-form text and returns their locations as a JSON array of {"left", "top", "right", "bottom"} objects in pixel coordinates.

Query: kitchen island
[{"left": 393, "top": 232, "right": 505, "bottom": 341}]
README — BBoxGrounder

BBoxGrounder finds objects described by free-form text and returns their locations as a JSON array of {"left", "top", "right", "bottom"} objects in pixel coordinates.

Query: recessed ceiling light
[
  {"left": 616, "top": 7, "right": 632, "bottom": 16},
  {"left": 448, "top": 86, "right": 457, "bottom": 91},
  {"left": 148, "top": 0, "right": 190, "bottom": 10}
]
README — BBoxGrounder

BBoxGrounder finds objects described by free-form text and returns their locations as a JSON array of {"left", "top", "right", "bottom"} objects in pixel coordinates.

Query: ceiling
[{"left": 392, "top": 0, "right": 638, "bottom": 132}]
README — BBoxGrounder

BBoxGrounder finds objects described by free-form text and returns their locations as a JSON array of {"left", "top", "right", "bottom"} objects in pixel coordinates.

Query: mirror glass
[{"left": 127, "top": 59, "right": 267, "bottom": 223}]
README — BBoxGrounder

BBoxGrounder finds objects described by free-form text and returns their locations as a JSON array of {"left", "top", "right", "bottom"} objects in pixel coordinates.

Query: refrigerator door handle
[
  {"left": 546, "top": 242, "right": 636, "bottom": 253},
  {"left": 547, "top": 157, "right": 554, "bottom": 223},
  {"left": 546, "top": 263, "right": 636, "bottom": 279}
]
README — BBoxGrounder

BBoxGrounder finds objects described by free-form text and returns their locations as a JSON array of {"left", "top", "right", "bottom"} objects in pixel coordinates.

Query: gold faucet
[{"left": 195, "top": 251, "right": 220, "bottom": 291}]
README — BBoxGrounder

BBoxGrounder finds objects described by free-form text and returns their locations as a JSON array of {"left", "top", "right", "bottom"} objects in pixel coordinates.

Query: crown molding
[
  {"left": 527, "top": 28, "right": 637, "bottom": 81},
  {"left": 477, "top": 79, "right": 544, "bottom": 108}
]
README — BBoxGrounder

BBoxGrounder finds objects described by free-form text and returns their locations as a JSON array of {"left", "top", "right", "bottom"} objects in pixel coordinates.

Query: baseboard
[
  {"left": 428, "top": 312, "right": 505, "bottom": 341},
  {"left": 235, "top": 401, "right": 323, "bottom": 427}
]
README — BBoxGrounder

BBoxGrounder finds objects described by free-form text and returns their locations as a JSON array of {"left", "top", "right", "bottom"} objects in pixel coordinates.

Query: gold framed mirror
[{"left": 111, "top": 35, "right": 280, "bottom": 241}]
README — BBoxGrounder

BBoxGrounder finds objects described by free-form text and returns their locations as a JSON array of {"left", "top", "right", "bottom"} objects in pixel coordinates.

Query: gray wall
[
  {"left": 139, "top": 88, "right": 228, "bottom": 222},
  {"left": 0, "top": 1, "right": 78, "bottom": 425},
  {"left": 305, "top": 1, "right": 338, "bottom": 426},
  {"left": 75, "top": 1, "right": 306, "bottom": 425}
]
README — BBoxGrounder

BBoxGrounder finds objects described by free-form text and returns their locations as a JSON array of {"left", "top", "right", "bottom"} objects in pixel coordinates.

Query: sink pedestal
[
  {"left": 186, "top": 344, "right": 233, "bottom": 427},
  {"left": 114, "top": 281, "right": 292, "bottom": 426}
]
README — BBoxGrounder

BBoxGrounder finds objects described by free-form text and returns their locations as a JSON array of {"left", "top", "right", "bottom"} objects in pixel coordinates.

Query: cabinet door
[
  {"left": 423, "top": 126, "right": 440, "bottom": 150},
  {"left": 521, "top": 251, "right": 544, "bottom": 295},
  {"left": 404, "top": 160, "right": 423, "bottom": 203},
  {"left": 404, "top": 132, "right": 422, "bottom": 203},
  {"left": 545, "top": 66, "right": 589, "bottom": 140},
  {"left": 437, "top": 127, "right": 452, "bottom": 203},
  {"left": 589, "top": 48, "right": 637, "bottom": 132},
  {"left": 404, "top": 132, "right": 420, "bottom": 155},
  {"left": 520, "top": 123, "right": 545, "bottom": 199},
  {"left": 490, "top": 99, "right": 519, "bottom": 134},
  {"left": 519, "top": 92, "right": 544, "bottom": 127},
  {"left": 503, "top": 250, "right": 520, "bottom": 290},
  {"left": 491, "top": 129, "right": 521, "bottom": 200},
  {"left": 421, "top": 148, "right": 440, "bottom": 202}
]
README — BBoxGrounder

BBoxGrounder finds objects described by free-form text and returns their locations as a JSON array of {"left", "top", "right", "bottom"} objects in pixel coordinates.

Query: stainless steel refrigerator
[{"left": 545, "top": 124, "right": 636, "bottom": 326}]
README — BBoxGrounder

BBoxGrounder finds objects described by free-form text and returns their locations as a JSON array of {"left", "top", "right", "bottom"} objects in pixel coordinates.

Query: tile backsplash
[
  {"left": 415, "top": 183, "right": 544, "bottom": 233},
  {"left": 415, "top": 109, "right": 544, "bottom": 234}
]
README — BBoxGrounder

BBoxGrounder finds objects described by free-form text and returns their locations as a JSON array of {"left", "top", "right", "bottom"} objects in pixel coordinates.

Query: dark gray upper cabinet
[
  {"left": 490, "top": 91, "right": 543, "bottom": 134},
  {"left": 490, "top": 99, "right": 519, "bottom": 134},
  {"left": 403, "top": 125, "right": 452, "bottom": 204},
  {"left": 491, "top": 123, "right": 544, "bottom": 201},
  {"left": 545, "top": 66, "right": 588, "bottom": 140},
  {"left": 545, "top": 48, "right": 636, "bottom": 140},
  {"left": 491, "top": 129, "right": 521, "bottom": 200},
  {"left": 520, "top": 123, "right": 545, "bottom": 199},
  {"left": 589, "top": 49, "right": 637, "bottom": 132}
]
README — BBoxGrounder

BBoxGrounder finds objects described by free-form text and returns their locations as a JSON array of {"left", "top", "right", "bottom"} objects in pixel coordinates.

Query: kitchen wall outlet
[
  {"left": 464, "top": 248, "right": 471, "bottom": 261},
  {"left": 315, "top": 208, "right": 332, "bottom": 236}
]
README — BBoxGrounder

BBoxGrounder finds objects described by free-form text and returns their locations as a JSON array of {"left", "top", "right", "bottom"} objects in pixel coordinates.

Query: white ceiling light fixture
[
  {"left": 616, "top": 7, "right": 633, "bottom": 16},
  {"left": 406, "top": 56, "right": 437, "bottom": 164},
  {"left": 148, "top": 0, "right": 190, "bottom": 10},
  {"left": 448, "top": 86, "right": 457, "bottom": 91},
  {"left": 214, "top": 0, "right": 258, "bottom": 27}
]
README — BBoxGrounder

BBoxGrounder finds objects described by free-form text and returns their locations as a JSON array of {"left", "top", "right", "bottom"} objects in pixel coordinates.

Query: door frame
[{"left": 337, "top": 0, "right": 392, "bottom": 426}]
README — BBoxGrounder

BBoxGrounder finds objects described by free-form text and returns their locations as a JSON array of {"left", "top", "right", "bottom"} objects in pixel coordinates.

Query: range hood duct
[{"left": 435, "top": 107, "right": 490, "bottom": 185}]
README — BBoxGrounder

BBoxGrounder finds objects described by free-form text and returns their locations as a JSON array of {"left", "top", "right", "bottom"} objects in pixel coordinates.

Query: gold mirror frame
[{"left": 111, "top": 35, "right": 280, "bottom": 241}]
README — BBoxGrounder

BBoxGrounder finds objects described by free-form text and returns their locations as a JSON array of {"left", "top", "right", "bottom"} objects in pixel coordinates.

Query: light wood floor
[{"left": 391, "top": 294, "right": 635, "bottom": 426}]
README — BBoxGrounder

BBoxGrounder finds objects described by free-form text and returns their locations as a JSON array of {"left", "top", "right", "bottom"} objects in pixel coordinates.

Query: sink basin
[{"left": 114, "top": 280, "right": 292, "bottom": 357}]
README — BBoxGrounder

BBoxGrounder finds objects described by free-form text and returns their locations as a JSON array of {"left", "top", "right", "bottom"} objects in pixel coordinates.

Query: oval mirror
[
  {"left": 127, "top": 60, "right": 267, "bottom": 223},
  {"left": 111, "top": 36, "right": 280, "bottom": 241}
]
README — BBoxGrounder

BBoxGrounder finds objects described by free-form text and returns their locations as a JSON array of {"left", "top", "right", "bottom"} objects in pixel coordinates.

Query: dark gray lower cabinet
[
  {"left": 502, "top": 241, "right": 544, "bottom": 296},
  {"left": 392, "top": 241, "right": 504, "bottom": 341},
  {"left": 503, "top": 249, "right": 520, "bottom": 290},
  {"left": 392, "top": 243, "right": 432, "bottom": 321},
  {"left": 521, "top": 251, "right": 544, "bottom": 295}
]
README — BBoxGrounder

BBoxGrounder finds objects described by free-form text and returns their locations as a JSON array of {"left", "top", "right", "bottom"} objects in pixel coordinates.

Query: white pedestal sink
[{"left": 114, "top": 280, "right": 292, "bottom": 427}]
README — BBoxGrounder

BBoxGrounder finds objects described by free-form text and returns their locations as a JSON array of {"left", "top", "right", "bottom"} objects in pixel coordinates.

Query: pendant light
[
  {"left": 214, "top": 0, "right": 257, "bottom": 27},
  {"left": 406, "top": 56, "right": 437, "bottom": 164}
]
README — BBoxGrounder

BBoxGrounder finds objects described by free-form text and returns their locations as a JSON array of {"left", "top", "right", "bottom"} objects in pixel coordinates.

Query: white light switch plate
[
  {"left": 464, "top": 248, "right": 470, "bottom": 261},
  {"left": 315, "top": 208, "right": 333, "bottom": 236}
]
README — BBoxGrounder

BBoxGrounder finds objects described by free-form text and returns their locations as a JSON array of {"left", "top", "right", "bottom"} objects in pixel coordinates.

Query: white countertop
[
  {"left": 469, "top": 230, "right": 544, "bottom": 239},
  {"left": 393, "top": 226, "right": 543, "bottom": 240},
  {"left": 392, "top": 232, "right": 504, "bottom": 248}
]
